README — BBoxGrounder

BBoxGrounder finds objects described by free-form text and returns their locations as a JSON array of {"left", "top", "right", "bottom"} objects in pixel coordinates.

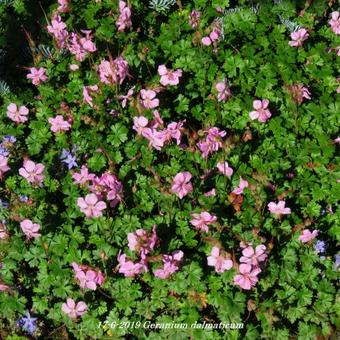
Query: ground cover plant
[{"left": 0, "top": 0, "right": 339, "bottom": 339}]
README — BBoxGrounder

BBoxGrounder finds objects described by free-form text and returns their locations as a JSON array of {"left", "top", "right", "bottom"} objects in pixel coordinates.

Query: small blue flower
[
  {"left": 17, "top": 312, "right": 37, "bottom": 335},
  {"left": 60, "top": 149, "right": 78, "bottom": 169},
  {"left": 314, "top": 240, "right": 326, "bottom": 254},
  {"left": 2, "top": 135, "right": 16, "bottom": 144},
  {"left": 0, "top": 146, "right": 9, "bottom": 157},
  {"left": 19, "top": 195, "right": 29, "bottom": 202}
]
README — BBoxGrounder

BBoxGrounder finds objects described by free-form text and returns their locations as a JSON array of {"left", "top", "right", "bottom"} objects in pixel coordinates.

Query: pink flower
[
  {"left": 0, "top": 156, "right": 10, "bottom": 179},
  {"left": 239, "top": 245, "right": 267, "bottom": 266},
  {"left": 77, "top": 193, "right": 107, "bottom": 218},
  {"left": 27, "top": 67, "right": 47, "bottom": 86},
  {"left": 288, "top": 84, "right": 311, "bottom": 104},
  {"left": 288, "top": 28, "right": 309, "bottom": 47},
  {"left": 197, "top": 127, "right": 226, "bottom": 158},
  {"left": 154, "top": 250, "right": 184, "bottom": 279},
  {"left": 190, "top": 211, "right": 217, "bottom": 233},
  {"left": 79, "top": 30, "right": 97, "bottom": 53},
  {"left": 20, "top": 219, "right": 41, "bottom": 239},
  {"left": 202, "top": 37, "right": 212, "bottom": 46},
  {"left": 232, "top": 177, "right": 248, "bottom": 195},
  {"left": 67, "top": 30, "right": 96, "bottom": 61},
  {"left": 142, "top": 128, "right": 167, "bottom": 150},
  {"left": 89, "top": 172, "right": 123, "bottom": 207},
  {"left": 128, "top": 226, "right": 158, "bottom": 256},
  {"left": 48, "top": 115, "right": 71, "bottom": 133},
  {"left": 298, "top": 229, "right": 319, "bottom": 243},
  {"left": 268, "top": 201, "right": 291, "bottom": 216},
  {"left": 98, "top": 57, "right": 128, "bottom": 85},
  {"left": 158, "top": 65, "right": 182, "bottom": 86},
  {"left": 19, "top": 160, "right": 45, "bottom": 185},
  {"left": 70, "top": 64, "right": 79, "bottom": 71},
  {"left": 133, "top": 116, "right": 149, "bottom": 135},
  {"left": 329, "top": 11, "right": 340, "bottom": 35},
  {"left": 118, "top": 86, "right": 135, "bottom": 108},
  {"left": 7, "top": 103, "right": 29, "bottom": 123},
  {"left": 171, "top": 172, "right": 193, "bottom": 199},
  {"left": 334, "top": 137, "right": 340, "bottom": 144},
  {"left": 0, "top": 283, "right": 10, "bottom": 291},
  {"left": 140, "top": 89, "right": 159, "bottom": 109},
  {"left": 77, "top": 270, "right": 98, "bottom": 290},
  {"left": 151, "top": 110, "right": 164, "bottom": 128},
  {"left": 189, "top": 10, "right": 200, "bottom": 29},
  {"left": 163, "top": 121, "right": 184, "bottom": 145},
  {"left": 249, "top": 99, "right": 271, "bottom": 123},
  {"left": 62, "top": 298, "right": 87, "bottom": 319},
  {"left": 216, "top": 161, "right": 233, "bottom": 177},
  {"left": 207, "top": 247, "right": 233, "bottom": 273},
  {"left": 204, "top": 188, "right": 216, "bottom": 196},
  {"left": 83, "top": 85, "right": 99, "bottom": 107},
  {"left": 71, "top": 263, "right": 105, "bottom": 290},
  {"left": 117, "top": 252, "right": 145, "bottom": 277},
  {"left": 57, "top": 0, "right": 69, "bottom": 13},
  {"left": 117, "top": 1, "right": 132, "bottom": 31},
  {"left": 215, "top": 79, "right": 231, "bottom": 102},
  {"left": 209, "top": 28, "right": 221, "bottom": 42},
  {"left": 47, "top": 15, "right": 68, "bottom": 48},
  {"left": 72, "top": 165, "right": 95, "bottom": 185},
  {"left": 234, "top": 264, "right": 261, "bottom": 290}
]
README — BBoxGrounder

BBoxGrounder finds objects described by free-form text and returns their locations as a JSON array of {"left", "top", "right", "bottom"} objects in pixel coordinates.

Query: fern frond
[
  {"left": 36, "top": 44, "right": 53, "bottom": 59},
  {"left": 149, "top": 0, "right": 176, "bottom": 12},
  {"left": 278, "top": 15, "right": 301, "bottom": 32},
  {"left": 0, "top": 0, "right": 14, "bottom": 5},
  {"left": 0, "top": 80, "right": 10, "bottom": 96}
]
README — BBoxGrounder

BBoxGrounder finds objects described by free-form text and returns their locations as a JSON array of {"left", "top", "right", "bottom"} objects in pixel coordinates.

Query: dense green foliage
[{"left": 0, "top": 0, "right": 339, "bottom": 339}]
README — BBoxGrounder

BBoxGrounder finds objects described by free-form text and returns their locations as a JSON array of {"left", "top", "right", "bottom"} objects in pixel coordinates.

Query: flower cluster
[
  {"left": 202, "top": 27, "right": 222, "bottom": 46},
  {"left": 234, "top": 244, "right": 267, "bottom": 290},
  {"left": 133, "top": 112, "right": 184, "bottom": 150},
  {"left": 117, "top": 227, "right": 183, "bottom": 279},
  {"left": 98, "top": 57, "right": 128, "bottom": 85},
  {"left": 47, "top": 14, "right": 96, "bottom": 61},
  {"left": 287, "top": 84, "right": 311, "bottom": 104},
  {"left": 71, "top": 262, "right": 105, "bottom": 290},
  {"left": 189, "top": 10, "right": 200, "bottom": 29},
  {"left": 127, "top": 227, "right": 158, "bottom": 258},
  {"left": 74, "top": 167, "right": 123, "bottom": 216},
  {"left": 197, "top": 127, "right": 227, "bottom": 158},
  {"left": 117, "top": 1, "right": 132, "bottom": 32}
]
